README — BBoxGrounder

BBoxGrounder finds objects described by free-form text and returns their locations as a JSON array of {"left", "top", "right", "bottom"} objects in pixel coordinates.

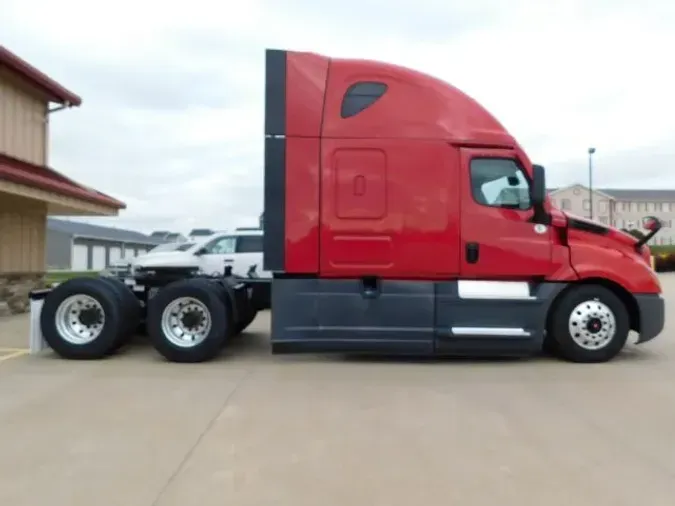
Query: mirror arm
[{"left": 530, "top": 204, "right": 551, "bottom": 225}]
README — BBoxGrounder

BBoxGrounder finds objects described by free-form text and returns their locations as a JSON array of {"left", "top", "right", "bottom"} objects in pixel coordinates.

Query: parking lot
[{"left": 1, "top": 278, "right": 675, "bottom": 506}]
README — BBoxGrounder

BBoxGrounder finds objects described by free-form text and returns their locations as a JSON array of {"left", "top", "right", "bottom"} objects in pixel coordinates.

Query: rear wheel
[
  {"left": 147, "top": 279, "right": 231, "bottom": 363},
  {"left": 99, "top": 277, "right": 141, "bottom": 346},
  {"left": 40, "top": 278, "right": 123, "bottom": 359},
  {"left": 548, "top": 285, "right": 630, "bottom": 363},
  {"left": 235, "top": 307, "right": 258, "bottom": 335}
]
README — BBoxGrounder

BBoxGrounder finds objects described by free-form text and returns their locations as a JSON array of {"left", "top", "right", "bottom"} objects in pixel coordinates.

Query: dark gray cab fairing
[{"left": 270, "top": 277, "right": 567, "bottom": 357}]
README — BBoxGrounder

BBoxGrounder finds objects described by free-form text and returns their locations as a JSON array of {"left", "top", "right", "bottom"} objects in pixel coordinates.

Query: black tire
[
  {"left": 99, "top": 277, "right": 141, "bottom": 344},
  {"left": 547, "top": 285, "right": 630, "bottom": 363},
  {"left": 235, "top": 307, "right": 258, "bottom": 335},
  {"left": 40, "top": 278, "right": 123, "bottom": 360},
  {"left": 147, "top": 279, "right": 231, "bottom": 363},
  {"left": 136, "top": 321, "right": 148, "bottom": 336},
  {"left": 194, "top": 279, "right": 241, "bottom": 341}
]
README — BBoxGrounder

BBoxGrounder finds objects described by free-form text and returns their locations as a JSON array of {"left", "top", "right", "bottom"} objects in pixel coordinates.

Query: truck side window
[
  {"left": 341, "top": 82, "right": 388, "bottom": 118},
  {"left": 203, "top": 236, "right": 237, "bottom": 254},
  {"left": 470, "top": 158, "right": 531, "bottom": 210},
  {"left": 236, "top": 235, "right": 263, "bottom": 253}
]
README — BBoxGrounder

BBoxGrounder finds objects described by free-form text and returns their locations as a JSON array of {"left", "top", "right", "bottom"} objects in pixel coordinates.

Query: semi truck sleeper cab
[
  {"left": 34, "top": 48, "right": 665, "bottom": 364},
  {"left": 263, "top": 48, "right": 665, "bottom": 363}
]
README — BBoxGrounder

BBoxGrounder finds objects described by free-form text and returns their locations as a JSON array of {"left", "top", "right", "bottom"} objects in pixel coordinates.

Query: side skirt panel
[
  {"left": 270, "top": 278, "right": 567, "bottom": 357},
  {"left": 271, "top": 277, "right": 435, "bottom": 355},
  {"left": 435, "top": 280, "right": 566, "bottom": 357}
]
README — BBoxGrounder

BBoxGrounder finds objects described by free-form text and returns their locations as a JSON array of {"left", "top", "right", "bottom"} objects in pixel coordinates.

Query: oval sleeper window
[{"left": 340, "top": 81, "right": 388, "bottom": 118}]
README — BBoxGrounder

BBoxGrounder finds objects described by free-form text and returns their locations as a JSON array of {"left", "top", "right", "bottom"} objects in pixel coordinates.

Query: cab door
[{"left": 459, "top": 148, "right": 553, "bottom": 278}]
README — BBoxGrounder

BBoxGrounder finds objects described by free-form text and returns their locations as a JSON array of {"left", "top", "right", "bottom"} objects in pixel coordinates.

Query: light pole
[{"left": 588, "top": 147, "right": 596, "bottom": 220}]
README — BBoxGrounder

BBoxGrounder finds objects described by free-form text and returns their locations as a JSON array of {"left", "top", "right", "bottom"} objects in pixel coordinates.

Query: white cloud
[{"left": 2, "top": 0, "right": 674, "bottom": 234}]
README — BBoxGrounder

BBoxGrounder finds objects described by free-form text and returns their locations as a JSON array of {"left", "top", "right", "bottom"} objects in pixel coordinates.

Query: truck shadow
[{"left": 221, "top": 330, "right": 661, "bottom": 366}]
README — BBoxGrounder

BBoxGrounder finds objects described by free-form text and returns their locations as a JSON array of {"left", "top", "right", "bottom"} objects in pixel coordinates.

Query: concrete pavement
[{"left": 1, "top": 277, "right": 675, "bottom": 506}]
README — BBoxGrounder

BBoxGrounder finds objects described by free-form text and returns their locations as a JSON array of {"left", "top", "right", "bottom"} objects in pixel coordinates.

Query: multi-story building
[{"left": 549, "top": 184, "right": 675, "bottom": 245}]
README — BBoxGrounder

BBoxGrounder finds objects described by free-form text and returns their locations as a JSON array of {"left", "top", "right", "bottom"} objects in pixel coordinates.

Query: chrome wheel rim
[
  {"left": 160, "top": 297, "right": 212, "bottom": 348},
  {"left": 54, "top": 295, "right": 105, "bottom": 345},
  {"left": 568, "top": 299, "right": 616, "bottom": 350}
]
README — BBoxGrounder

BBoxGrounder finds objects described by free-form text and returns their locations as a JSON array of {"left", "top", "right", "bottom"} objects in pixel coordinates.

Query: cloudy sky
[{"left": 2, "top": 0, "right": 674, "bottom": 234}]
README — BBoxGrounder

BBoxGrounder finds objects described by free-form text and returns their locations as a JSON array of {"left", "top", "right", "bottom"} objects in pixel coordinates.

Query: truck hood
[
  {"left": 133, "top": 251, "right": 199, "bottom": 268},
  {"left": 109, "top": 251, "right": 194, "bottom": 268},
  {"left": 562, "top": 211, "right": 639, "bottom": 248}
]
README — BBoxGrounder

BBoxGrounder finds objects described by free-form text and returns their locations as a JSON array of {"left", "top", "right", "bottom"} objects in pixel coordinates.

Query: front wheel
[{"left": 547, "top": 285, "right": 630, "bottom": 363}]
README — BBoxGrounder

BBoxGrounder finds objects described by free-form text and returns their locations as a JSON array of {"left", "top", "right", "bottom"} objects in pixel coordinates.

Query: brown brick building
[{"left": 0, "top": 45, "right": 125, "bottom": 315}]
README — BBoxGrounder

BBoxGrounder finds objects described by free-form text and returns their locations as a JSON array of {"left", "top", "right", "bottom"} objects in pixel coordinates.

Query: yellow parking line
[{"left": 0, "top": 350, "right": 29, "bottom": 362}]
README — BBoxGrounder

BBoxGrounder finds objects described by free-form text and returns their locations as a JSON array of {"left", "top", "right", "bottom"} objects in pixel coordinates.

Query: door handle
[
  {"left": 223, "top": 259, "right": 234, "bottom": 263},
  {"left": 465, "top": 243, "right": 479, "bottom": 264}
]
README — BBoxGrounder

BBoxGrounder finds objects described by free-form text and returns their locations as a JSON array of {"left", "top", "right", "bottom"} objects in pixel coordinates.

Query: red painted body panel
[
  {"left": 283, "top": 51, "right": 521, "bottom": 276},
  {"left": 458, "top": 147, "right": 553, "bottom": 279},
  {"left": 279, "top": 49, "right": 661, "bottom": 298},
  {"left": 322, "top": 57, "right": 515, "bottom": 145},
  {"left": 284, "top": 137, "right": 321, "bottom": 273},
  {"left": 283, "top": 52, "right": 329, "bottom": 272},
  {"left": 319, "top": 139, "right": 460, "bottom": 278},
  {"left": 566, "top": 229, "right": 661, "bottom": 294},
  {"left": 285, "top": 52, "right": 329, "bottom": 137}
]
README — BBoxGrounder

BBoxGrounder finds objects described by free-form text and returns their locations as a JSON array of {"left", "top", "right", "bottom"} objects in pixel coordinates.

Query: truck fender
[{"left": 212, "top": 278, "right": 249, "bottom": 326}]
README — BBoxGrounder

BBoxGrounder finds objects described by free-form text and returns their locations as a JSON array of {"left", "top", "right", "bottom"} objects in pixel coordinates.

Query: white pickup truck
[
  {"left": 107, "top": 228, "right": 269, "bottom": 279},
  {"left": 105, "top": 228, "right": 271, "bottom": 310}
]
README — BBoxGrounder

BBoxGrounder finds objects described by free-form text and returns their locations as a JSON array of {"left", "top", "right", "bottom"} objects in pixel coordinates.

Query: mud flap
[{"left": 29, "top": 289, "right": 52, "bottom": 354}]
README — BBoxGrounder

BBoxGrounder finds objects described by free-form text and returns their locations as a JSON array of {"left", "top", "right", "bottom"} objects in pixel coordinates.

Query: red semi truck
[{"left": 34, "top": 48, "right": 664, "bottom": 364}]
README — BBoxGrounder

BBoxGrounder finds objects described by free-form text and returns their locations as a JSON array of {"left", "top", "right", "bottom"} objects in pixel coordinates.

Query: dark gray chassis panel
[{"left": 271, "top": 278, "right": 568, "bottom": 358}]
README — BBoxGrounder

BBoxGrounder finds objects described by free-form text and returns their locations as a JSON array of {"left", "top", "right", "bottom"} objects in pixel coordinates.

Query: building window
[
  {"left": 341, "top": 82, "right": 388, "bottom": 118},
  {"left": 621, "top": 202, "right": 630, "bottom": 211},
  {"left": 599, "top": 200, "right": 608, "bottom": 212},
  {"left": 664, "top": 203, "right": 671, "bottom": 212},
  {"left": 561, "top": 198, "right": 571, "bottom": 210},
  {"left": 469, "top": 158, "right": 531, "bottom": 209},
  {"left": 654, "top": 202, "right": 663, "bottom": 212},
  {"left": 582, "top": 199, "right": 590, "bottom": 210},
  {"left": 599, "top": 216, "right": 608, "bottom": 224}
]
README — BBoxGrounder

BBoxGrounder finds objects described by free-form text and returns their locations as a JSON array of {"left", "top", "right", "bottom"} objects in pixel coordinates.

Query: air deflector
[{"left": 263, "top": 49, "right": 287, "bottom": 271}]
